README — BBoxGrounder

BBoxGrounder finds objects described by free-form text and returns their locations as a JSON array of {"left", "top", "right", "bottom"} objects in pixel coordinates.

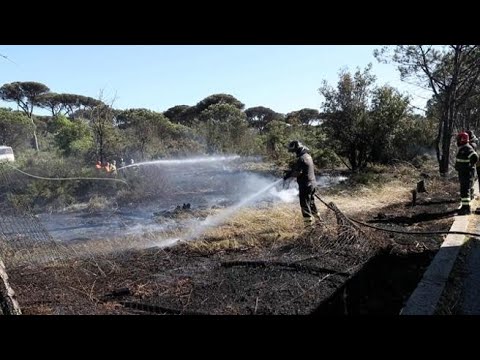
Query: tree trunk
[
  {"left": 0, "top": 258, "right": 22, "bottom": 315},
  {"left": 99, "top": 135, "right": 104, "bottom": 164},
  {"left": 348, "top": 149, "right": 357, "bottom": 172},
  {"left": 438, "top": 108, "right": 452, "bottom": 176},
  {"left": 435, "top": 115, "right": 443, "bottom": 164},
  {"left": 439, "top": 124, "right": 451, "bottom": 175},
  {"left": 30, "top": 117, "right": 39, "bottom": 152}
]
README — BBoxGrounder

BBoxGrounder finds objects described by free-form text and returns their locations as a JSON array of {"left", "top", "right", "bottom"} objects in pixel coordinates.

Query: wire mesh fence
[
  {"left": 0, "top": 164, "right": 72, "bottom": 269},
  {"left": 301, "top": 201, "right": 389, "bottom": 272}
]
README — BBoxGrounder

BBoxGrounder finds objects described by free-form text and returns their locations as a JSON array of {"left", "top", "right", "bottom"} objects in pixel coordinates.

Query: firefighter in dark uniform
[
  {"left": 283, "top": 140, "right": 320, "bottom": 227},
  {"left": 455, "top": 131, "right": 478, "bottom": 215},
  {"left": 467, "top": 130, "right": 479, "bottom": 199}
]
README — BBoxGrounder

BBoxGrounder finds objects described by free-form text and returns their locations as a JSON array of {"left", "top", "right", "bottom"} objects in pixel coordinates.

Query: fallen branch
[
  {"left": 120, "top": 301, "right": 207, "bottom": 315},
  {"left": 220, "top": 260, "right": 350, "bottom": 276}
]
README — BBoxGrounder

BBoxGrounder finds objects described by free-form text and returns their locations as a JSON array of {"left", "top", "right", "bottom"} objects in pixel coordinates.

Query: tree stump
[
  {"left": 412, "top": 180, "right": 427, "bottom": 206},
  {"left": 417, "top": 180, "right": 427, "bottom": 193}
]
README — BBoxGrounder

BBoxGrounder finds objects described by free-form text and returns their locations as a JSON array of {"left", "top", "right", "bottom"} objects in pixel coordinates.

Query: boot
[
  {"left": 313, "top": 212, "right": 325, "bottom": 225},
  {"left": 458, "top": 205, "right": 471, "bottom": 215},
  {"left": 303, "top": 217, "right": 315, "bottom": 229}
]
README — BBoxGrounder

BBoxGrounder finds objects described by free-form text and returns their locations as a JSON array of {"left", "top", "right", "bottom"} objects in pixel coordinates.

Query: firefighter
[
  {"left": 467, "top": 130, "right": 479, "bottom": 199},
  {"left": 455, "top": 131, "right": 478, "bottom": 215},
  {"left": 283, "top": 140, "right": 320, "bottom": 228}
]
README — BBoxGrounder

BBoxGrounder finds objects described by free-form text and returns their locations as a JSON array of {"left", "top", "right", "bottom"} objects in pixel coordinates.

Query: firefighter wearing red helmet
[
  {"left": 467, "top": 130, "right": 480, "bottom": 199},
  {"left": 455, "top": 131, "right": 478, "bottom": 215}
]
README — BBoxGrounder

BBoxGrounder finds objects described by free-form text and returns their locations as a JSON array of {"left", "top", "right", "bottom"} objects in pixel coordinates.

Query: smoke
[
  {"left": 40, "top": 155, "right": 347, "bottom": 249},
  {"left": 216, "top": 171, "right": 304, "bottom": 205}
]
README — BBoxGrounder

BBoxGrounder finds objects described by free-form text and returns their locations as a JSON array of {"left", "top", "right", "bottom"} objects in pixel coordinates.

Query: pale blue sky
[{"left": 0, "top": 45, "right": 431, "bottom": 115}]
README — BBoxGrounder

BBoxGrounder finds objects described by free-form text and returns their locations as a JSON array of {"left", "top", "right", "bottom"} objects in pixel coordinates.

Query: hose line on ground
[
  {"left": 3, "top": 163, "right": 129, "bottom": 186},
  {"left": 313, "top": 191, "right": 480, "bottom": 239}
]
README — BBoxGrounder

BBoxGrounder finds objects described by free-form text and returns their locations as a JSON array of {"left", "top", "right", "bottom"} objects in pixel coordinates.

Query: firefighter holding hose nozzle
[
  {"left": 467, "top": 129, "right": 479, "bottom": 200},
  {"left": 283, "top": 140, "right": 321, "bottom": 228}
]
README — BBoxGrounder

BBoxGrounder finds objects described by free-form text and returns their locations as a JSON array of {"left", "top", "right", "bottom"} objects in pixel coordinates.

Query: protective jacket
[
  {"left": 455, "top": 144, "right": 478, "bottom": 172},
  {"left": 285, "top": 147, "right": 316, "bottom": 188}
]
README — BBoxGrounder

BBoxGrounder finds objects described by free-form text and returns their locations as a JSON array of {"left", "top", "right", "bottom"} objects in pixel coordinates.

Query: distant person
[
  {"left": 110, "top": 160, "right": 117, "bottom": 176},
  {"left": 119, "top": 158, "right": 126, "bottom": 168},
  {"left": 130, "top": 158, "right": 138, "bottom": 172},
  {"left": 283, "top": 140, "right": 321, "bottom": 228},
  {"left": 455, "top": 131, "right": 478, "bottom": 215},
  {"left": 467, "top": 130, "right": 478, "bottom": 150},
  {"left": 95, "top": 161, "right": 102, "bottom": 170},
  {"left": 104, "top": 162, "right": 111, "bottom": 173}
]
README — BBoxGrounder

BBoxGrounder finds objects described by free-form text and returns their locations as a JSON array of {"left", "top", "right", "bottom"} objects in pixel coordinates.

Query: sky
[{"left": 0, "top": 45, "right": 432, "bottom": 115}]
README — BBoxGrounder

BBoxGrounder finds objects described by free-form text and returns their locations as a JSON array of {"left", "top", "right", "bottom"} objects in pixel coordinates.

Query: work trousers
[
  {"left": 299, "top": 184, "right": 319, "bottom": 225},
  {"left": 459, "top": 169, "right": 473, "bottom": 207}
]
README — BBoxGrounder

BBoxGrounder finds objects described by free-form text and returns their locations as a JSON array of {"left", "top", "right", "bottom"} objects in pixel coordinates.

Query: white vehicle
[{"left": 0, "top": 146, "right": 15, "bottom": 162}]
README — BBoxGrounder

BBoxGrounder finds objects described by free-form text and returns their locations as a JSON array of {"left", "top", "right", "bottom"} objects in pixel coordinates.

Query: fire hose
[
  {"left": 313, "top": 190, "right": 480, "bottom": 238},
  {"left": 2, "top": 163, "right": 129, "bottom": 186}
]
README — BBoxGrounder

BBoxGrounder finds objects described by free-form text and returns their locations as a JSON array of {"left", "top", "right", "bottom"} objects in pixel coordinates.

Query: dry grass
[
  {"left": 322, "top": 161, "right": 443, "bottom": 216},
  {"left": 323, "top": 181, "right": 411, "bottom": 215},
  {"left": 86, "top": 195, "right": 111, "bottom": 212},
  {"left": 185, "top": 204, "right": 303, "bottom": 254}
]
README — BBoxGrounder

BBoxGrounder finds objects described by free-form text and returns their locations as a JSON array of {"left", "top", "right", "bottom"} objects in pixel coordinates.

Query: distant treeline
[{"left": 0, "top": 66, "right": 438, "bottom": 173}]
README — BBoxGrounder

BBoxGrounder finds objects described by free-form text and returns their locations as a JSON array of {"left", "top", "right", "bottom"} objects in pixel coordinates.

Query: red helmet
[{"left": 457, "top": 132, "right": 470, "bottom": 146}]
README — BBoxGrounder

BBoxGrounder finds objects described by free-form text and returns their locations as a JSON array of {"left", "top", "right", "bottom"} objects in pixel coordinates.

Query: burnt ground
[{"left": 6, "top": 175, "right": 460, "bottom": 315}]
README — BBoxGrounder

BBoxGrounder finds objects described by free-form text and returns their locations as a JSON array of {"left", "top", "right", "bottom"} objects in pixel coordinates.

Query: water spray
[
  {"left": 154, "top": 179, "right": 283, "bottom": 248},
  {"left": 185, "top": 179, "right": 283, "bottom": 240},
  {"left": 118, "top": 155, "right": 240, "bottom": 171}
]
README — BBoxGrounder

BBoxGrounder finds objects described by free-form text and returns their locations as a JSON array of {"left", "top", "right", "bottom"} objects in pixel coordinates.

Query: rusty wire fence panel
[
  {"left": 0, "top": 164, "right": 73, "bottom": 269},
  {"left": 302, "top": 202, "right": 389, "bottom": 273}
]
